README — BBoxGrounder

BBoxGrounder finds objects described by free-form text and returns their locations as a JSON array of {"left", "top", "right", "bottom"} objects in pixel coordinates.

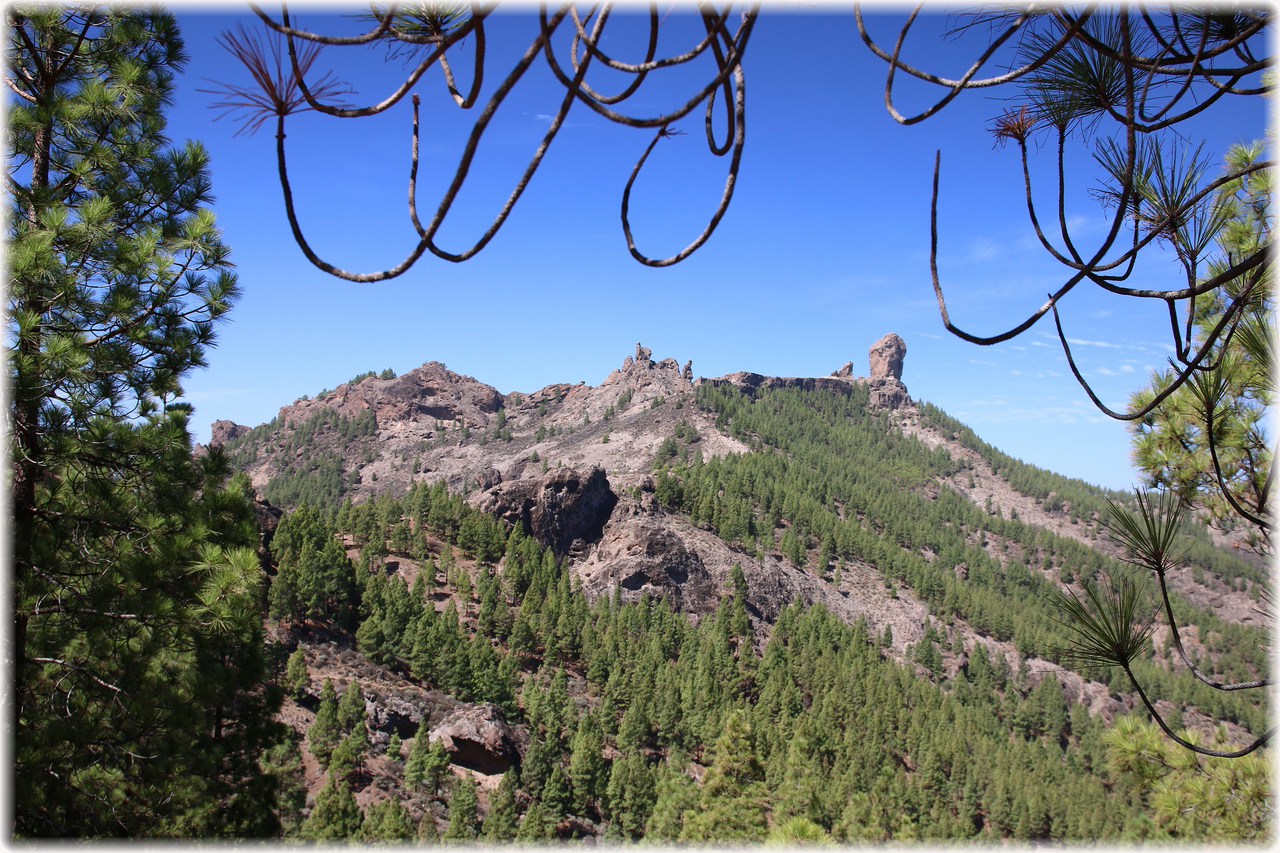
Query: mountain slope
[{"left": 213, "top": 339, "right": 1270, "bottom": 841}]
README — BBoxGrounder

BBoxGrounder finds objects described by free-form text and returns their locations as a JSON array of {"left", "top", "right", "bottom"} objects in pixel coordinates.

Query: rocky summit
[{"left": 214, "top": 339, "right": 927, "bottom": 634}]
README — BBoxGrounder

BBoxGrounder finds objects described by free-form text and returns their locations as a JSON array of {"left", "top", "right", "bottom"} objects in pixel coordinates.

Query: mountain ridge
[
  {"left": 216, "top": 338, "right": 1269, "bottom": 841},
  {"left": 211, "top": 337, "right": 1262, "bottom": 637}
]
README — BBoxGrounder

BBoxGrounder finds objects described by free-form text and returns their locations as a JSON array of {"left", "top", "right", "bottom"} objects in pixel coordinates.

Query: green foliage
[
  {"left": 309, "top": 679, "right": 342, "bottom": 768},
  {"left": 645, "top": 758, "right": 698, "bottom": 841},
  {"left": 301, "top": 773, "right": 364, "bottom": 840},
  {"left": 406, "top": 733, "right": 451, "bottom": 796},
  {"left": 443, "top": 774, "right": 480, "bottom": 841},
  {"left": 337, "top": 680, "right": 367, "bottom": 732},
  {"left": 1128, "top": 142, "right": 1273, "bottom": 550},
  {"left": 329, "top": 728, "right": 367, "bottom": 783},
  {"left": 8, "top": 7, "right": 285, "bottom": 837},
  {"left": 1052, "top": 574, "right": 1156, "bottom": 672},
  {"left": 361, "top": 797, "right": 416, "bottom": 841},
  {"left": 680, "top": 710, "right": 769, "bottom": 842},
  {"left": 234, "top": 382, "right": 1268, "bottom": 842},
  {"left": 1106, "top": 716, "right": 1271, "bottom": 840},
  {"left": 261, "top": 734, "right": 307, "bottom": 837},
  {"left": 568, "top": 711, "right": 608, "bottom": 816},
  {"left": 605, "top": 753, "right": 656, "bottom": 840},
  {"left": 767, "top": 816, "right": 834, "bottom": 846},
  {"left": 284, "top": 648, "right": 310, "bottom": 699},
  {"left": 516, "top": 799, "right": 553, "bottom": 841},
  {"left": 482, "top": 772, "right": 519, "bottom": 842}
]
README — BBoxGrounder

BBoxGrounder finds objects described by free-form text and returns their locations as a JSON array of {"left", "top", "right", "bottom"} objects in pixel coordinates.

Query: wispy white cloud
[
  {"left": 957, "top": 400, "right": 1115, "bottom": 425},
  {"left": 1067, "top": 337, "right": 1126, "bottom": 349},
  {"left": 966, "top": 238, "right": 1002, "bottom": 263}
]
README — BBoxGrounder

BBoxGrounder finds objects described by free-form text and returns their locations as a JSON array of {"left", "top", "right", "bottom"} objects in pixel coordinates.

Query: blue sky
[{"left": 165, "top": 4, "right": 1271, "bottom": 492}]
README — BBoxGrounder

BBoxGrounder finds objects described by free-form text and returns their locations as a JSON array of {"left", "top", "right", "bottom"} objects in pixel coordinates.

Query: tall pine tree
[{"left": 9, "top": 8, "right": 274, "bottom": 835}]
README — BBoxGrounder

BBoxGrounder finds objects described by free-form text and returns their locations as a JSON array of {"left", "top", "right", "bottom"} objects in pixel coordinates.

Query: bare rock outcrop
[
  {"left": 866, "top": 376, "right": 911, "bottom": 410},
  {"left": 869, "top": 333, "right": 907, "bottom": 381},
  {"left": 211, "top": 419, "right": 251, "bottom": 445},
  {"left": 475, "top": 467, "right": 618, "bottom": 558},
  {"left": 364, "top": 684, "right": 462, "bottom": 743},
  {"left": 576, "top": 510, "right": 718, "bottom": 612},
  {"left": 269, "top": 362, "right": 505, "bottom": 433},
  {"left": 253, "top": 498, "right": 283, "bottom": 566},
  {"left": 832, "top": 361, "right": 854, "bottom": 378},
  {"left": 598, "top": 345, "right": 695, "bottom": 401},
  {"left": 428, "top": 703, "right": 523, "bottom": 775},
  {"left": 376, "top": 362, "right": 504, "bottom": 422}
]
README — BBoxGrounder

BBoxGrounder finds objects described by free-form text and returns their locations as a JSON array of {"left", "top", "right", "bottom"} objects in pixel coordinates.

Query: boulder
[
  {"left": 364, "top": 685, "right": 461, "bottom": 741},
  {"left": 832, "top": 361, "right": 855, "bottom": 378},
  {"left": 576, "top": 513, "right": 718, "bottom": 612},
  {"left": 682, "top": 360, "right": 693, "bottom": 381},
  {"left": 869, "top": 333, "right": 907, "bottom": 381},
  {"left": 429, "top": 703, "right": 522, "bottom": 775}
]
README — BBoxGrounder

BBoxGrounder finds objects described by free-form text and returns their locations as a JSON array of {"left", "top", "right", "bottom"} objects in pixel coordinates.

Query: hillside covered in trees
[{"left": 214, "top": 346, "right": 1269, "bottom": 842}]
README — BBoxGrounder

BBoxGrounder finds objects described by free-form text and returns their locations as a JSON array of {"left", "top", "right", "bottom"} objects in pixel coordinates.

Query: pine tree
[
  {"left": 542, "top": 764, "right": 573, "bottom": 826},
  {"left": 261, "top": 735, "right": 308, "bottom": 838},
  {"left": 301, "top": 773, "right": 364, "bottom": 840},
  {"left": 767, "top": 816, "right": 833, "bottom": 845},
  {"left": 337, "top": 680, "right": 367, "bottom": 733},
  {"left": 604, "top": 753, "right": 656, "bottom": 840},
  {"left": 775, "top": 733, "right": 823, "bottom": 824},
  {"left": 680, "top": 709, "right": 769, "bottom": 842},
  {"left": 482, "top": 771, "right": 519, "bottom": 842},
  {"left": 9, "top": 9, "right": 275, "bottom": 835},
  {"left": 407, "top": 733, "right": 452, "bottom": 796},
  {"left": 361, "top": 797, "right": 417, "bottom": 841},
  {"left": 516, "top": 799, "right": 554, "bottom": 841},
  {"left": 284, "top": 648, "right": 310, "bottom": 699},
  {"left": 309, "top": 678, "right": 342, "bottom": 767},
  {"left": 444, "top": 774, "right": 480, "bottom": 841},
  {"left": 418, "top": 813, "right": 441, "bottom": 843},
  {"left": 568, "top": 711, "right": 608, "bottom": 816},
  {"left": 727, "top": 563, "right": 752, "bottom": 641},
  {"left": 329, "top": 727, "right": 367, "bottom": 783},
  {"left": 645, "top": 758, "right": 698, "bottom": 841}
]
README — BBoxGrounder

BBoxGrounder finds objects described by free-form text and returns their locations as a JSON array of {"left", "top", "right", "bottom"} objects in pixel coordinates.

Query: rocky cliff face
[{"left": 474, "top": 467, "right": 619, "bottom": 559}]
